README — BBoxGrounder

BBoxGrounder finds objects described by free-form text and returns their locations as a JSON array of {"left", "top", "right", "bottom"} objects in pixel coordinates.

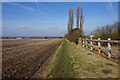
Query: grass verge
[
  {"left": 47, "top": 39, "right": 118, "bottom": 78},
  {"left": 47, "top": 40, "right": 74, "bottom": 78}
]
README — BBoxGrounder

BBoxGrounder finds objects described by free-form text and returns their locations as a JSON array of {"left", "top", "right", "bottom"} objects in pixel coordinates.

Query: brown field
[{"left": 2, "top": 39, "right": 62, "bottom": 78}]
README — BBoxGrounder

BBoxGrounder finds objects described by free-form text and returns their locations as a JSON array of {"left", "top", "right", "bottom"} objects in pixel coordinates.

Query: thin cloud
[
  {"left": 106, "top": 2, "right": 117, "bottom": 21},
  {"left": 106, "top": 1, "right": 114, "bottom": 11},
  {"left": 6, "top": 2, "right": 36, "bottom": 12},
  {"left": 6, "top": 2, "right": 48, "bottom": 15},
  {"left": 33, "top": 0, "right": 48, "bottom": 15},
  {"left": 36, "top": 2, "right": 56, "bottom": 15},
  {"left": 34, "top": 0, "right": 40, "bottom": 12}
]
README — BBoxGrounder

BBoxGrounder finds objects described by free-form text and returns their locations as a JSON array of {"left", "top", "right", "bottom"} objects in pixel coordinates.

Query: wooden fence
[{"left": 79, "top": 38, "right": 120, "bottom": 63}]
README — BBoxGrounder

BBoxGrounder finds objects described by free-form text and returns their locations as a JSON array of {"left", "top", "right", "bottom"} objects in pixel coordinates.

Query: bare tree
[
  {"left": 92, "top": 22, "right": 120, "bottom": 40},
  {"left": 67, "top": 24, "right": 70, "bottom": 33},
  {"left": 71, "top": 8, "right": 73, "bottom": 31},
  {"left": 66, "top": 6, "right": 85, "bottom": 44},
  {"left": 68, "top": 8, "right": 72, "bottom": 33},
  {"left": 76, "top": 5, "right": 79, "bottom": 28},
  {"left": 80, "top": 7, "right": 84, "bottom": 36},
  {"left": 68, "top": 8, "right": 74, "bottom": 33},
  {"left": 118, "top": 22, "right": 120, "bottom": 40}
]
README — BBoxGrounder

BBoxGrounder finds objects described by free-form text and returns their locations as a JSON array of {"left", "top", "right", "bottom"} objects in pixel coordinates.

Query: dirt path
[{"left": 2, "top": 39, "right": 62, "bottom": 78}]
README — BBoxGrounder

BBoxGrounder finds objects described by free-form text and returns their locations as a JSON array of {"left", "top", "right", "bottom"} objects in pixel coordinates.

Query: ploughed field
[{"left": 2, "top": 39, "right": 62, "bottom": 78}]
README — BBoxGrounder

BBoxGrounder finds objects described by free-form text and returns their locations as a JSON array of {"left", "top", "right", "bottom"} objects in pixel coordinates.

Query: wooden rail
[{"left": 79, "top": 38, "right": 120, "bottom": 63}]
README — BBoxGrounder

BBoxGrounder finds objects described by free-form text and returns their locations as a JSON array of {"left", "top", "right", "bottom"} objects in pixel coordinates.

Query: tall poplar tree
[
  {"left": 68, "top": 8, "right": 74, "bottom": 33},
  {"left": 80, "top": 7, "right": 84, "bottom": 36},
  {"left": 76, "top": 5, "right": 79, "bottom": 29},
  {"left": 71, "top": 8, "right": 73, "bottom": 31}
]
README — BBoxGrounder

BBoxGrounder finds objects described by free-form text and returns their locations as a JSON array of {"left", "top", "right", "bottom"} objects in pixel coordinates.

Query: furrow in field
[{"left": 2, "top": 39, "right": 62, "bottom": 78}]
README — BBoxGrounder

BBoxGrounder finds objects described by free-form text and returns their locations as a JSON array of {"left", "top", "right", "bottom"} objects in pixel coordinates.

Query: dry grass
[
  {"left": 72, "top": 44, "right": 118, "bottom": 78},
  {"left": 44, "top": 40, "right": 118, "bottom": 78}
]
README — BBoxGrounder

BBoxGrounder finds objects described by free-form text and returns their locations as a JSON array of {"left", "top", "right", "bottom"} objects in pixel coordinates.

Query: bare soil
[{"left": 2, "top": 39, "right": 62, "bottom": 78}]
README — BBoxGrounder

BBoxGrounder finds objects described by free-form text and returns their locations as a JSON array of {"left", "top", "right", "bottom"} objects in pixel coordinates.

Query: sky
[{"left": 2, "top": 2, "right": 118, "bottom": 37}]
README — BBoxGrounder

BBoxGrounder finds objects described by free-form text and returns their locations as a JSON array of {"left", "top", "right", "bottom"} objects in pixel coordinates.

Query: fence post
[
  {"left": 86, "top": 38, "right": 88, "bottom": 48},
  {"left": 91, "top": 37, "right": 93, "bottom": 51},
  {"left": 108, "top": 38, "right": 111, "bottom": 58},
  {"left": 79, "top": 38, "right": 81, "bottom": 45},
  {"left": 83, "top": 38, "right": 85, "bottom": 47},
  {"left": 98, "top": 38, "right": 101, "bottom": 54}
]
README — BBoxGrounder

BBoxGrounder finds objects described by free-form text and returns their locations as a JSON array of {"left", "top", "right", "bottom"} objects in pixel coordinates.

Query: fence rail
[
  {"left": 84, "top": 39, "right": 120, "bottom": 43},
  {"left": 79, "top": 38, "right": 120, "bottom": 63}
]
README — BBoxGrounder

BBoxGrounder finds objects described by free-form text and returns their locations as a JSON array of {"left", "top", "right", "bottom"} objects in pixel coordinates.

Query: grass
[
  {"left": 46, "top": 39, "right": 118, "bottom": 78},
  {"left": 47, "top": 40, "right": 74, "bottom": 78},
  {"left": 72, "top": 44, "right": 118, "bottom": 78}
]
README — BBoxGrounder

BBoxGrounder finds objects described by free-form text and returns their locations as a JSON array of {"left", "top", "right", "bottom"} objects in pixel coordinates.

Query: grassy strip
[
  {"left": 47, "top": 40, "right": 74, "bottom": 78},
  {"left": 72, "top": 44, "right": 118, "bottom": 78},
  {"left": 47, "top": 40, "right": 118, "bottom": 78}
]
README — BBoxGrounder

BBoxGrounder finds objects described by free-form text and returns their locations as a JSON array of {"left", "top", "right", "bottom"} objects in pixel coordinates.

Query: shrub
[{"left": 65, "top": 28, "right": 82, "bottom": 44}]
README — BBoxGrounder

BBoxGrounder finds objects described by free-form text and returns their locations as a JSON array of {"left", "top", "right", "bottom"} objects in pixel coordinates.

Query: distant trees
[
  {"left": 65, "top": 5, "right": 84, "bottom": 44},
  {"left": 92, "top": 22, "right": 120, "bottom": 40}
]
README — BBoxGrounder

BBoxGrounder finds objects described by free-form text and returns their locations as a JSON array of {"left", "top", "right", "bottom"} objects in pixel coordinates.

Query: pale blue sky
[{"left": 2, "top": 2, "right": 118, "bottom": 37}]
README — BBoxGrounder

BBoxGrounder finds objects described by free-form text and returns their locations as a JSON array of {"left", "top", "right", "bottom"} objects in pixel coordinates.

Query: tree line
[
  {"left": 65, "top": 5, "right": 84, "bottom": 44},
  {"left": 92, "top": 22, "right": 120, "bottom": 40}
]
